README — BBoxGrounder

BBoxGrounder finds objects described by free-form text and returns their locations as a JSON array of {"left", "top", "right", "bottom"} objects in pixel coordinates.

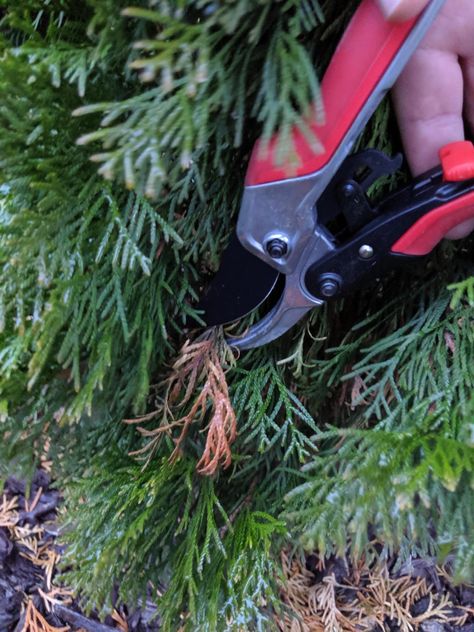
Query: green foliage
[
  {"left": 234, "top": 363, "right": 319, "bottom": 463},
  {"left": 284, "top": 415, "right": 474, "bottom": 581},
  {"left": 1, "top": 0, "right": 474, "bottom": 629},
  {"left": 284, "top": 273, "right": 474, "bottom": 582},
  {"left": 449, "top": 275, "right": 474, "bottom": 308},
  {"left": 64, "top": 455, "right": 286, "bottom": 631},
  {"left": 73, "top": 0, "right": 326, "bottom": 196},
  {"left": 346, "top": 280, "right": 474, "bottom": 424}
]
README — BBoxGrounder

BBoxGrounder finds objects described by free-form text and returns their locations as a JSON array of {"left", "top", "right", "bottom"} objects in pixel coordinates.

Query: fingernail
[{"left": 377, "top": 0, "right": 403, "bottom": 20}]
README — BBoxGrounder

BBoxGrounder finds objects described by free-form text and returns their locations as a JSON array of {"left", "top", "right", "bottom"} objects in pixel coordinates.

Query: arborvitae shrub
[{"left": 0, "top": 1, "right": 473, "bottom": 629}]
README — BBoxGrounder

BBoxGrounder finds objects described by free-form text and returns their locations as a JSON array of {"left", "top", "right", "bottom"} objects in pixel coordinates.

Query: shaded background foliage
[{"left": 0, "top": 0, "right": 473, "bottom": 629}]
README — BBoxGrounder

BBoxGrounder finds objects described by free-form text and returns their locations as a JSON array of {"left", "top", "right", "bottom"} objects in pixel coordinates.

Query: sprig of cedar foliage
[
  {"left": 73, "top": 0, "right": 328, "bottom": 195},
  {"left": 0, "top": 0, "right": 473, "bottom": 630},
  {"left": 63, "top": 455, "right": 287, "bottom": 630}
]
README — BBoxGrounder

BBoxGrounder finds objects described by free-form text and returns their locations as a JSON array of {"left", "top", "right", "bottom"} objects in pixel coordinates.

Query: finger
[
  {"left": 392, "top": 48, "right": 464, "bottom": 176},
  {"left": 392, "top": 48, "right": 474, "bottom": 239},
  {"left": 447, "top": 0, "right": 474, "bottom": 238},
  {"left": 377, "top": 0, "right": 430, "bottom": 22},
  {"left": 461, "top": 58, "right": 474, "bottom": 139},
  {"left": 453, "top": 57, "right": 474, "bottom": 239}
]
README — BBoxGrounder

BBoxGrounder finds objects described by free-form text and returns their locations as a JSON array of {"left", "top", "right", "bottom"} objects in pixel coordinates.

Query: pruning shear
[{"left": 197, "top": 0, "right": 474, "bottom": 350}]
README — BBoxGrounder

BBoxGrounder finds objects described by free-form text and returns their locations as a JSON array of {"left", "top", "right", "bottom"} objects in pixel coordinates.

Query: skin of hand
[{"left": 377, "top": 0, "right": 474, "bottom": 239}]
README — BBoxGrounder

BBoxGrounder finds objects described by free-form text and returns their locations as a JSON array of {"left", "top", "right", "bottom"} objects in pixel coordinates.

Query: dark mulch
[{"left": 0, "top": 470, "right": 160, "bottom": 632}]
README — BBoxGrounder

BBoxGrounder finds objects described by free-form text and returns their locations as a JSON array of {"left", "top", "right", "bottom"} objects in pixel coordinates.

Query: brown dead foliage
[
  {"left": 21, "top": 599, "right": 69, "bottom": 632},
  {"left": 1, "top": 492, "right": 72, "bottom": 631},
  {"left": 2, "top": 474, "right": 156, "bottom": 631},
  {"left": 278, "top": 551, "right": 474, "bottom": 632},
  {"left": 0, "top": 494, "right": 18, "bottom": 527},
  {"left": 126, "top": 329, "right": 237, "bottom": 475}
]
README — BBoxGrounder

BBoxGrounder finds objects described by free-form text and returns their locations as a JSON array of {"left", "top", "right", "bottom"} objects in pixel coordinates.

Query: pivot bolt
[
  {"left": 319, "top": 279, "right": 340, "bottom": 298},
  {"left": 266, "top": 238, "right": 288, "bottom": 259},
  {"left": 359, "top": 244, "right": 374, "bottom": 259}
]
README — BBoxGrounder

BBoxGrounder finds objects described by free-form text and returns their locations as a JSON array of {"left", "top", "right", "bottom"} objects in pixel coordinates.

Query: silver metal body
[{"left": 231, "top": 0, "right": 446, "bottom": 350}]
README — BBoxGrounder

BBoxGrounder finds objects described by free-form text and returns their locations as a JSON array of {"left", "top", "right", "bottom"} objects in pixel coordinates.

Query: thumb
[{"left": 376, "top": 0, "right": 431, "bottom": 22}]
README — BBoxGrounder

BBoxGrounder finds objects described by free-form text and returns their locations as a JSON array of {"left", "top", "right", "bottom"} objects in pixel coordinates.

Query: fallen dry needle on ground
[{"left": 279, "top": 551, "right": 474, "bottom": 631}]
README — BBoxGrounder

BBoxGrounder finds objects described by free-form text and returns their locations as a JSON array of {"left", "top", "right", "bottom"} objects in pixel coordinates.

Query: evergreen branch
[
  {"left": 63, "top": 456, "right": 285, "bottom": 631},
  {"left": 233, "top": 363, "right": 320, "bottom": 464},
  {"left": 284, "top": 408, "right": 474, "bottom": 578}
]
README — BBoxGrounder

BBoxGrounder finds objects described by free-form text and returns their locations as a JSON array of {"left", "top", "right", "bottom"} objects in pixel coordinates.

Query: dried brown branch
[
  {"left": 278, "top": 552, "right": 355, "bottom": 632},
  {"left": 126, "top": 329, "right": 237, "bottom": 475},
  {"left": 21, "top": 599, "right": 69, "bottom": 632},
  {"left": 38, "top": 588, "right": 73, "bottom": 614}
]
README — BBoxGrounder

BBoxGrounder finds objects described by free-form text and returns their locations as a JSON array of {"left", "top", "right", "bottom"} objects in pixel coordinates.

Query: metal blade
[
  {"left": 227, "top": 268, "right": 324, "bottom": 350},
  {"left": 197, "top": 232, "right": 280, "bottom": 327},
  {"left": 225, "top": 228, "right": 336, "bottom": 349}
]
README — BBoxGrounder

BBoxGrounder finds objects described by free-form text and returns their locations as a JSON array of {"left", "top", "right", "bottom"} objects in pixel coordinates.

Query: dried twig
[
  {"left": 21, "top": 599, "right": 69, "bottom": 632},
  {"left": 126, "top": 330, "right": 237, "bottom": 475},
  {"left": 38, "top": 588, "right": 73, "bottom": 613}
]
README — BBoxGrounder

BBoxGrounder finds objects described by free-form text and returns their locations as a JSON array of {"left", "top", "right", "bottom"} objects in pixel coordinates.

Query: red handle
[
  {"left": 392, "top": 142, "right": 474, "bottom": 255},
  {"left": 392, "top": 192, "right": 474, "bottom": 256},
  {"left": 391, "top": 193, "right": 474, "bottom": 255},
  {"left": 246, "top": 0, "right": 417, "bottom": 186}
]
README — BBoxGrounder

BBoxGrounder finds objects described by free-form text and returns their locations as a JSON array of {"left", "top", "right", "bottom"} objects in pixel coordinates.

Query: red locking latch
[{"left": 440, "top": 141, "right": 474, "bottom": 182}]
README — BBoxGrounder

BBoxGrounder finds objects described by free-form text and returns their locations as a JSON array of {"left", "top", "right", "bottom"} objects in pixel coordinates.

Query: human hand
[{"left": 377, "top": 0, "right": 474, "bottom": 239}]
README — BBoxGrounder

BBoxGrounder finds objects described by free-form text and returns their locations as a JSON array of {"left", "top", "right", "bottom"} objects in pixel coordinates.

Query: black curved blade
[{"left": 197, "top": 232, "right": 280, "bottom": 327}]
